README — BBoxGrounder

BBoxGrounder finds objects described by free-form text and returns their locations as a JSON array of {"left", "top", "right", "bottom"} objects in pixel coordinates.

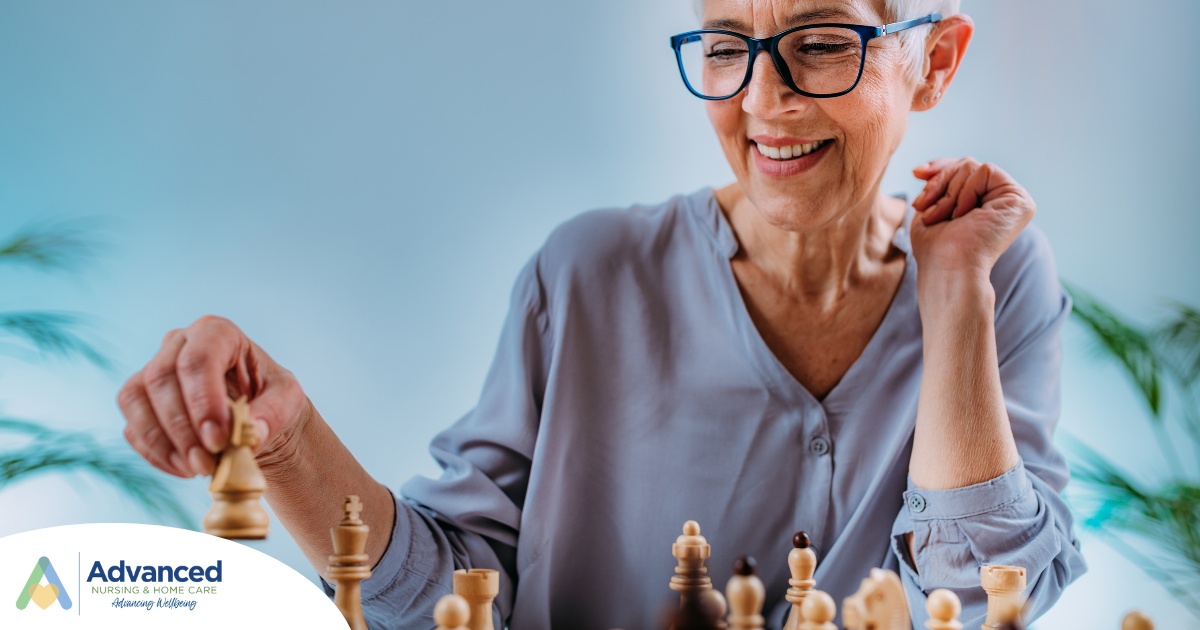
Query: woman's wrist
[
  {"left": 917, "top": 267, "right": 995, "bottom": 319},
  {"left": 256, "top": 396, "right": 316, "bottom": 479}
]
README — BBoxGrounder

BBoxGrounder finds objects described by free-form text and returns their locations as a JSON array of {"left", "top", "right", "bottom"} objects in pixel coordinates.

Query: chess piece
[
  {"left": 1121, "top": 610, "right": 1154, "bottom": 630},
  {"left": 328, "top": 496, "right": 371, "bottom": 630},
  {"left": 799, "top": 590, "right": 836, "bottom": 630},
  {"left": 842, "top": 568, "right": 909, "bottom": 630},
  {"left": 202, "top": 395, "right": 269, "bottom": 539},
  {"left": 925, "top": 589, "right": 963, "bottom": 630},
  {"left": 670, "top": 587, "right": 727, "bottom": 630},
  {"left": 453, "top": 568, "right": 499, "bottom": 630},
  {"left": 725, "top": 556, "right": 764, "bottom": 630},
  {"left": 782, "top": 531, "right": 817, "bottom": 630},
  {"left": 980, "top": 565, "right": 1026, "bottom": 630},
  {"left": 670, "top": 520, "right": 727, "bottom": 630},
  {"left": 434, "top": 594, "right": 471, "bottom": 630}
]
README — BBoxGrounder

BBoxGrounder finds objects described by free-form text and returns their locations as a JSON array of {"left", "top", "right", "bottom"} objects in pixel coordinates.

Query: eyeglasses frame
[{"left": 669, "top": 13, "right": 942, "bottom": 100}]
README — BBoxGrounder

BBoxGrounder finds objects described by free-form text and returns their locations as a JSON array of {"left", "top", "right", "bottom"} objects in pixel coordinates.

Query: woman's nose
[{"left": 741, "top": 52, "right": 806, "bottom": 118}]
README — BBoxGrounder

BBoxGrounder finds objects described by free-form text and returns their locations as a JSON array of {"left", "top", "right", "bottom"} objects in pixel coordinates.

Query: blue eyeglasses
[{"left": 669, "top": 13, "right": 941, "bottom": 100}]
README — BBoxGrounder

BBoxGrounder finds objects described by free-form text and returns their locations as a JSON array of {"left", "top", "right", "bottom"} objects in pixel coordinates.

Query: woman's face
[{"left": 702, "top": 0, "right": 920, "bottom": 230}]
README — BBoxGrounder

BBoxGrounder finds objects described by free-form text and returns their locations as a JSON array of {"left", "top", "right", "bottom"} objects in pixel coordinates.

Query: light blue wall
[{"left": 1, "top": 1, "right": 1196, "bottom": 627}]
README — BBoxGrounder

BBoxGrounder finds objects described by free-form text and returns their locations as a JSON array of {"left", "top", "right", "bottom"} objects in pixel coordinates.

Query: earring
[
  {"left": 934, "top": 91, "right": 942, "bottom": 100},
  {"left": 923, "top": 94, "right": 930, "bottom": 103}
]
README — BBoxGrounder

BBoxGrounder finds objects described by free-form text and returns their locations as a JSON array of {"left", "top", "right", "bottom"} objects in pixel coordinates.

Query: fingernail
[
  {"left": 200, "top": 421, "right": 223, "bottom": 452},
  {"left": 188, "top": 446, "right": 213, "bottom": 477},
  {"left": 169, "top": 452, "right": 192, "bottom": 477},
  {"left": 254, "top": 420, "right": 270, "bottom": 445}
]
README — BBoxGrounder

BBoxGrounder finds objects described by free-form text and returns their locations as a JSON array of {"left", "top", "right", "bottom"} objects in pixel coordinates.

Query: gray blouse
[{"left": 340, "top": 187, "right": 1087, "bottom": 629}]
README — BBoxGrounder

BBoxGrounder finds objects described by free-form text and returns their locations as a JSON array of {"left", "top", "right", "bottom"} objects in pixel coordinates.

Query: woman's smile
[{"left": 749, "top": 135, "right": 834, "bottom": 178}]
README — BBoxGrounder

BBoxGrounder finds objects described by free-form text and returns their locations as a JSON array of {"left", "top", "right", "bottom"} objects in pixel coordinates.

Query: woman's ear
[{"left": 911, "top": 14, "right": 974, "bottom": 111}]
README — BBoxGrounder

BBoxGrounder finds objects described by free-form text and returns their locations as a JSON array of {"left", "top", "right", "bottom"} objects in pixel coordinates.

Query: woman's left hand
[{"left": 909, "top": 157, "right": 1036, "bottom": 279}]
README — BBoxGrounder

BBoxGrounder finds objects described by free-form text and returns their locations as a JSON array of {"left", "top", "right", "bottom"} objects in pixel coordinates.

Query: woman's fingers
[
  {"left": 912, "top": 157, "right": 959, "bottom": 181},
  {"left": 141, "top": 330, "right": 208, "bottom": 477},
  {"left": 952, "top": 163, "right": 994, "bottom": 219},
  {"left": 176, "top": 316, "right": 243, "bottom": 455},
  {"left": 118, "top": 373, "right": 189, "bottom": 477}
]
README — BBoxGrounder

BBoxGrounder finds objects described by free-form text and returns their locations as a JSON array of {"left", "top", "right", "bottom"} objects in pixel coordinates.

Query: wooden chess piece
[
  {"left": 434, "top": 594, "right": 471, "bottom": 630},
  {"left": 782, "top": 531, "right": 817, "bottom": 630},
  {"left": 453, "top": 568, "right": 499, "bottom": 630},
  {"left": 725, "top": 556, "right": 764, "bottom": 630},
  {"left": 799, "top": 590, "right": 837, "bottom": 630},
  {"left": 328, "top": 495, "right": 371, "bottom": 630},
  {"left": 671, "top": 520, "right": 727, "bottom": 630},
  {"left": 980, "top": 565, "right": 1026, "bottom": 630},
  {"left": 842, "top": 568, "right": 909, "bottom": 630},
  {"left": 1121, "top": 610, "right": 1154, "bottom": 630},
  {"left": 202, "top": 395, "right": 269, "bottom": 539},
  {"left": 925, "top": 589, "right": 963, "bottom": 630}
]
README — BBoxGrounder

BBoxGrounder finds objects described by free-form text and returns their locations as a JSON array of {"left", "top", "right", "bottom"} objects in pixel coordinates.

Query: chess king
[{"left": 117, "top": 0, "right": 1088, "bottom": 626}]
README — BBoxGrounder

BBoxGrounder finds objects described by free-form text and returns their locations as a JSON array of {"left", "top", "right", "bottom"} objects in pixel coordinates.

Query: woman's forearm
[
  {"left": 911, "top": 270, "right": 1019, "bottom": 490},
  {"left": 255, "top": 398, "right": 397, "bottom": 580}
]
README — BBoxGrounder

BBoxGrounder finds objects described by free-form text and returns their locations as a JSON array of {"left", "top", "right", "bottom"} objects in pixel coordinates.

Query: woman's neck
[{"left": 715, "top": 183, "right": 907, "bottom": 308}]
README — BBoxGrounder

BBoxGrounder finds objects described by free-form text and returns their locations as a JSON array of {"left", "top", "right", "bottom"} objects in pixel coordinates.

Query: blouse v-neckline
[{"left": 696, "top": 188, "right": 918, "bottom": 411}]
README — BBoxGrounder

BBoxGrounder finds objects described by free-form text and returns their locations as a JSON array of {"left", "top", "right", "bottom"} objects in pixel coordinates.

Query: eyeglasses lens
[{"left": 678, "top": 28, "right": 864, "bottom": 98}]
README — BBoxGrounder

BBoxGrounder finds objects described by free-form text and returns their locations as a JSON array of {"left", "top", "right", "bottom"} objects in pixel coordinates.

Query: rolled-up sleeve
[
  {"left": 890, "top": 226, "right": 1088, "bottom": 628},
  {"left": 322, "top": 252, "right": 550, "bottom": 630}
]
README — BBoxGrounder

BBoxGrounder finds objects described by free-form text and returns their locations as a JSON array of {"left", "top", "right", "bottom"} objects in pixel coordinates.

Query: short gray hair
[{"left": 691, "top": 0, "right": 961, "bottom": 83}]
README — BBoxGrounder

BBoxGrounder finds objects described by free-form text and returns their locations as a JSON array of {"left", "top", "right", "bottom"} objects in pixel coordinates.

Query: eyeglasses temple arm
[{"left": 882, "top": 12, "right": 942, "bottom": 35}]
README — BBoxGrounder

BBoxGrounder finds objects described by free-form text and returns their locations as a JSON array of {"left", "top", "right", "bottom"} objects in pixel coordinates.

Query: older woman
[{"left": 117, "top": 0, "right": 1086, "bottom": 628}]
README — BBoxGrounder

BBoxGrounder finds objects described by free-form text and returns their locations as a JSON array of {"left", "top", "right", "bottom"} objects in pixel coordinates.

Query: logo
[{"left": 15, "top": 556, "right": 72, "bottom": 611}]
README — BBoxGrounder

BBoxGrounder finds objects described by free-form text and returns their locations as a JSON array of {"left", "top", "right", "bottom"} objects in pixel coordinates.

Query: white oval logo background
[{"left": 0, "top": 523, "right": 348, "bottom": 629}]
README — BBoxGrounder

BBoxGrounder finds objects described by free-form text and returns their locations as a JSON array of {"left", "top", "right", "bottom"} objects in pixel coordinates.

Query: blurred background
[{"left": 1, "top": 0, "right": 1197, "bottom": 627}]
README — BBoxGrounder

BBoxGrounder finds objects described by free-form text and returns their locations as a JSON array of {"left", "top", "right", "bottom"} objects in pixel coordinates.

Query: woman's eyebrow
[{"left": 702, "top": 8, "right": 857, "bottom": 32}]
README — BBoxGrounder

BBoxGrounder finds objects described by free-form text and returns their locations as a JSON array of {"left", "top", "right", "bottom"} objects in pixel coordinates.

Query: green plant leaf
[
  {"left": 0, "top": 311, "right": 113, "bottom": 372},
  {"left": 0, "top": 421, "right": 191, "bottom": 528},
  {"left": 1064, "top": 282, "right": 1163, "bottom": 418},
  {"left": 1158, "top": 301, "right": 1200, "bottom": 387},
  {"left": 0, "top": 221, "right": 101, "bottom": 272}
]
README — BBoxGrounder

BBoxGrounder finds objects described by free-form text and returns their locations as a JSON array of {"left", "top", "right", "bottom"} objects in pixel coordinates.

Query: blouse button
[
  {"left": 809, "top": 436, "right": 831, "bottom": 456},
  {"left": 908, "top": 493, "right": 927, "bottom": 513}
]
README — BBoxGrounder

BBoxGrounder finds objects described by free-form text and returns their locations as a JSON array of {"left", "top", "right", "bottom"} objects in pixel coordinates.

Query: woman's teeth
[{"left": 755, "top": 139, "right": 829, "bottom": 161}]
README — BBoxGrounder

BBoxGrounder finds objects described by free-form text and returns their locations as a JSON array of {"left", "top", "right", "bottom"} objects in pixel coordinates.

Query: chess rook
[
  {"left": 202, "top": 395, "right": 269, "bottom": 539},
  {"left": 328, "top": 495, "right": 371, "bottom": 630},
  {"left": 782, "top": 531, "right": 817, "bottom": 630},
  {"left": 453, "top": 568, "right": 499, "bottom": 630},
  {"left": 980, "top": 565, "right": 1026, "bottom": 630},
  {"left": 725, "top": 556, "right": 764, "bottom": 630}
]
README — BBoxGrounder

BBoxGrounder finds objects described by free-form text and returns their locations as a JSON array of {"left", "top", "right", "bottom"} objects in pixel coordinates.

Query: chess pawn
[
  {"left": 453, "top": 568, "right": 499, "bottom": 630},
  {"left": 328, "top": 496, "right": 371, "bottom": 630},
  {"left": 434, "top": 594, "right": 471, "bottom": 630},
  {"left": 725, "top": 556, "right": 764, "bottom": 630},
  {"left": 203, "top": 395, "right": 269, "bottom": 539},
  {"left": 925, "top": 589, "right": 963, "bottom": 630},
  {"left": 980, "top": 565, "right": 1026, "bottom": 630},
  {"left": 782, "top": 531, "right": 817, "bottom": 630},
  {"left": 798, "top": 590, "right": 836, "bottom": 630},
  {"left": 1121, "top": 610, "right": 1154, "bottom": 630}
]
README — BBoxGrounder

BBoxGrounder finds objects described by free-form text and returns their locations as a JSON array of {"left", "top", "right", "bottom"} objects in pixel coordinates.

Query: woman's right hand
[{"left": 117, "top": 315, "right": 307, "bottom": 478}]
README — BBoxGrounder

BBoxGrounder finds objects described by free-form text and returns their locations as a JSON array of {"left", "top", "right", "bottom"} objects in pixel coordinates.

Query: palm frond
[
  {"left": 0, "top": 311, "right": 113, "bottom": 371},
  {"left": 1063, "top": 281, "right": 1163, "bottom": 417},
  {"left": 1065, "top": 435, "right": 1200, "bottom": 616},
  {"left": 1158, "top": 301, "right": 1200, "bottom": 387},
  {"left": 0, "top": 421, "right": 191, "bottom": 528},
  {"left": 0, "top": 220, "right": 101, "bottom": 271}
]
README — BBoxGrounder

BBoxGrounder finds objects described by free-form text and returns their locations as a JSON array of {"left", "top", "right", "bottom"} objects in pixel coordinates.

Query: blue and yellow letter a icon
[{"left": 15, "top": 557, "right": 72, "bottom": 610}]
